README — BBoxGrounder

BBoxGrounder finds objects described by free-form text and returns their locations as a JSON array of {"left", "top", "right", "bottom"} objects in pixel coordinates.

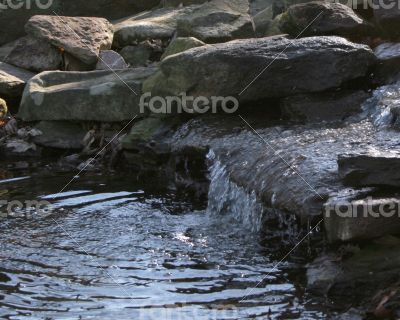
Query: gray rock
[
  {"left": 176, "top": 0, "right": 255, "bottom": 43},
  {"left": 0, "top": 40, "right": 18, "bottom": 61},
  {"left": 33, "top": 121, "right": 86, "bottom": 149},
  {"left": 0, "top": 62, "right": 35, "bottom": 98},
  {"left": 145, "top": 36, "right": 376, "bottom": 106},
  {"left": 119, "top": 45, "right": 152, "bottom": 67},
  {"left": 4, "top": 36, "right": 62, "bottom": 72},
  {"left": 253, "top": 6, "right": 274, "bottom": 36},
  {"left": 373, "top": 0, "right": 400, "bottom": 37},
  {"left": 96, "top": 50, "right": 128, "bottom": 70},
  {"left": 163, "top": 0, "right": 209, "bottom": 6},
  {"left": 113, "top": 7, "right": 196, "bottom": 47},
  {"left": 374, "top": 43, "right": 400, "bottom": 84},
  {"left": 161, "top": 37, "right": 205, "bottom": 60},
  {"left": 18, "top": 67, "right": 157, "bottom": 122},
  {"left": 338, "top": 151, "right": 400, "bottom": 187},
  {"left": 281, "top": 91, "right": 370, "bottom": 122},
  {"left": 0, "top": 0, "right": 160, "bottom": 46},
  {"left": 25, "top": 15, "right": 114, "bottom": 65},
  {"left": 279, "top": 1, "right": 371, "bottom": 37}
]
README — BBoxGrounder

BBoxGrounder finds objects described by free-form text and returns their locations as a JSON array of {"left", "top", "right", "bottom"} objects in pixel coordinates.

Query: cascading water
[{"left": 206, "top": 149, "right": 265, "bottom": 232}]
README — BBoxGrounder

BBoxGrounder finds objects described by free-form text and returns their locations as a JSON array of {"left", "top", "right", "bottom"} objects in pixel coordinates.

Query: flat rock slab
[
  {"left": 146, "top": 36, "right": 375, "bottom": 104},
  {"left": 0, "top": 62, "right": 36, "bottom": 98},
  {"left": 5, "top": 36, "right": 62, "bottom": 72},
  {"left": 280, "top": 1, "right": 370, "bottom": 37},
  {"left": 18, "top": 67, "right": 157, "bottom": 122},
  {"left": 25, "top": 15, "right": 114, "bottom": 65},
  {"left": 338, "top": 151, "right": 400, "bottom": 187}
]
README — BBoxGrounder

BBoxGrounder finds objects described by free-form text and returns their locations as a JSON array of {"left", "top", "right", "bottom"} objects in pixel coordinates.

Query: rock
[
  {"left": 176, "top": 0, "right": 255, "bottom": 43},
  {"left": 33, "top": 121, "right": 86, "bottom": 149},
  {"left": 119, "top": 45, "right": 152, "bottom": 67},
  {"left": 0, "top": 62, "right": 35, "bottom": 99},
  {"left": 4, "top": 36, "right": 62, "bottom": 72},
  {"left": 145, "top": 36, "right": 376, "bottom": 106},
  {"left": 373, "top": 0, "right": 400, "bottom": 37},
  {"left": 0, "top": 98, "right": 8, "bottom": 118},
  {"left": 25, "top": 15, "right": 114, "bottom": 65},
  {"left": 161, "top": 37, "right": 205, "bottom": 59},
  {"left": 253, "top": 6, "right": 274, "bottom": 36},
  {"left": 113, "top": 7, "right": 196, "bottom": 47},
  {"left": 373, "top": 42, "right": 400, "bottom": 84},
  {"left": 63, "top": 53, "right": 95, "bottom": 72},
  {"left": 281, "top": 91, "right": 370, "bottom": 122},
  {"left": 0, "top": 0, "right": 160, "bottom": 46},
  {"left": 279, "top": 1, "right": 371, "bottom": 37},
  {"left": 96, "top": 50, "right": 128, "bottom": 70},
  {"left": 338, "top": 151, "right": 400, "bottom": 187},
  {"left": 163, "top": 0, "right": 209, "bottom": 6},
  {"left": 18, "top": 67, "right": 157, "bottom": 122},
  {"left": 3, "top": 138, "right": 38, "bottom": 156},
  {"left": 0, "top": 40, "right": 18, "bottom": 61},
  {"left": 324, "top": 188, "right": 400, "bottom": 242}
]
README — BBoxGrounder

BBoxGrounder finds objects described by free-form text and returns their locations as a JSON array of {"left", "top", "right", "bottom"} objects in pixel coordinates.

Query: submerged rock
[
  {"left": 280, "top": 1, "right": 371, "bottom": 37},
  {"left": 18, "top": 67, "right": 157, "bottom": 122},
  {"left": 95, "top": 50, "right": 128, "bottom": 70},
  {"left": 0, "top": 62, "right": 35, "bottom": 99},
  {"left": 145, "top": 36, "right": 375, "bottom": 106},
  {"left": 281, "top": 90, "right": 370, "bottom": 122},
  {"left": 161, "top": 37, "right": 205, "bottom": 60},
  {"left": 4, "top": 36, "right": 62, "bottom": 72},
  {"left": 338, "top": 151, "right": 400, "bottom": 187},
  {"left": 33, "top": 121, "right": 86, "bottom": 149},
  {"left": 25, "top": 15, "right": 114, "bottom": 65}
]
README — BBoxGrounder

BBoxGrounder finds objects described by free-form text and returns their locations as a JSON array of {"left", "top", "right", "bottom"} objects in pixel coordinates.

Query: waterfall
[{"left": 206, "top": 150, "right": 264, "bottom": 232}]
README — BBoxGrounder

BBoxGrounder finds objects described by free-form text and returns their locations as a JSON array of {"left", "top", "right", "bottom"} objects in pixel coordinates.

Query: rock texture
[
  {"left": 95, "top": 50, "right": 128, "bottom": 70},
  {"left": 25, "top": 15, "right": 114, "bottom": 65},
  {"left": 145, "top": 36, "right": 376, "bottom": 105},
  {"left": 0, "top": 62, "right": 35, "bottom": 98},
  {"left": 18, "top": 67, "right": 157, "bottom": 122},
  {"left": 161, "top": 37, "right": 205, "bottom": 60},
  {"left": 338, "top": 151, "right": 400, "bottom": 187},
  {"left": 279, "top": 1, "right": 370, "bottom": 37},
  {"left": 4, "top": 36, "right": 62, "bottom": 72}
]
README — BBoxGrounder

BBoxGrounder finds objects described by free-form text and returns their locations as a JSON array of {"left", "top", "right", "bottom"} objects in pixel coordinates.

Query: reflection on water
[{"left": 0, "top": 161, "right": 328, "bottom": 319}]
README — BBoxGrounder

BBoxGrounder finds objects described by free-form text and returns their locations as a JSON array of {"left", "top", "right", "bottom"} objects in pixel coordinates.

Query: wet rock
[
  {"left": 25, "top": 15, "right": 114, "bottom": 65},
  {"left": 373, "top": 0, "right": 400, "bottom": 37},
  {"left": 32, "top": 121, "right": 86, "bottom": 149},
  {"left": 4, "top": 36, "right": 62, "bottom": 72},
  {"left": 281, "top": 90, "right": 370, "bottom": 122},
  {"left": 338, "top": 151, "right": 400, "bottom": 187},
  {"left": 3, "top": 138, "right": 39, "bottom": 156},
  {"left": 145, "top": 36, "right": 376, "bottom": 105},
  {"left": 176, "top": 0, "right": 255, "bottom": 43},
  {"left": 119, "top": 45, "right": 152, "bottom": 67},
  {"left": 0, "top": 62, "right": 35, "bottom": 99},
  {"left": 95, "top": 50, "right": 128, "bottom": 70},
  {"left": 0, "top": 0, "right": 159, "bottom": 46},
  {"left": 373, "top": 42, "right": 400, "bottom": 84},
  {"left": 113, "top": 7, "right": 196, "bottom": 47},
  {"left": 324, "top": 188, "right": 400, "bottom": 242},
  {"left": 280, "top": 1, "right": 371, "bottom": 37},
  {"left": 18, "top": 67, "right": 157, "bottom": 122},
  {"left": 161, "top": 37, "right": 205, "bottom": 60}
]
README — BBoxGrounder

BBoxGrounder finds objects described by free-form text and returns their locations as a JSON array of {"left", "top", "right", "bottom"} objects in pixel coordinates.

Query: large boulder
[
  {"left": 0, "top": 0, "right": 160, "bottom": 46},
  {"left": 279, "top": 1, "right": 371, "bottom": 37},
  {"left": 4, "top": 36, "right": 62, "bottom": 72},
  {"left": 18, "top": 67, "right": 157, "bottom": 122},
  {"left": 373, "top": 0, "right": 400, "bottom": 37},
  {"left": 0, "top": 62, "right": 35, "bottom": 99},
  {"left": 145, "top": 36, "right": 376, "bottom": 106},
  {"left": 176, "top": 0, "right": 255, "bottom": 43},
  {"left": 25, "top": 15, "right": 114, "bottom": 65},
  {"left": 114, "top": 0, "right": 254, "bottom": 46}
]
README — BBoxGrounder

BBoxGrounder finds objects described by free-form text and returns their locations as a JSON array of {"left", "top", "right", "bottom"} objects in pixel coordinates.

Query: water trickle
[{"left": 206, "top": 150, "right": 264, "bottom": 232}]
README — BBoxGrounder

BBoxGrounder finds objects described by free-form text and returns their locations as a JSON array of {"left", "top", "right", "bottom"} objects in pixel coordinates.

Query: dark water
[{"left": 0, "top": 161, "right": 328, "bottom": 319}]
